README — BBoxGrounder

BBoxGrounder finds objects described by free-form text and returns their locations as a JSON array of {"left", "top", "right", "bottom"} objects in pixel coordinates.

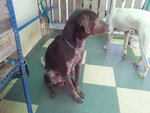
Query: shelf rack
[{"left": 0, "top": 0, "right": 53, "bottom": 113}]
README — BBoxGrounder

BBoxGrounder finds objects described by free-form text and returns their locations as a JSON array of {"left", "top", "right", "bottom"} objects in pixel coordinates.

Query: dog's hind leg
[
  {"left": 133, "top": 56, "right": 143, "bottom": 67},
  {"left": 44, "top": 70, "right": 56, "bottom": 98},
  {"left": 139, "top": 58, "right": 150, "bottom": 78},
  {"left": 138, "top": 31, "right": 150, "bottom": 78},
  {"left": 139, "top": 54, "right": 150, "bottom": 78},
  {"left": 47, "top": 83, "right": 56, "bottom": 98},
  {"left": 138, "top": 45, "right": 150, "bottom": 78},
  {"left": 123, "top": 30, "right": 131, "bottom": 57},
  {"left": 142, "top": 63, "right": 150, "bottom": 78},
  {"left": 104, "top": 26, "right": 114, "bottom": 50}
]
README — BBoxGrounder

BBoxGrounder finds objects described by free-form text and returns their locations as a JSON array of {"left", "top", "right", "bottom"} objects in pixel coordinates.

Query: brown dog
[{"left": 44, "top": 8, "right": 108, "bottom": 103}]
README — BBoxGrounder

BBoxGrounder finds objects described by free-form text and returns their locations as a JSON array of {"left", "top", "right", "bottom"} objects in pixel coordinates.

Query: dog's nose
[
  {"left": 100, "top": 20, "right": 109, "bottom": 28},
  {"left": 99, "top": 20, "right": 109, "bottom": 33}
]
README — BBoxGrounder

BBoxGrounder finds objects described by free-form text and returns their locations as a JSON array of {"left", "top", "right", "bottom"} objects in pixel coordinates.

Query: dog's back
[{"left": 107, "top": 8, "right": 150, "bottom": 31}]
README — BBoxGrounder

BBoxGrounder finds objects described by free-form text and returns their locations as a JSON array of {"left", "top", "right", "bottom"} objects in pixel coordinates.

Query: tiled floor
[{"left": 1, "top": 33, "right": 150, "bottom": 113}]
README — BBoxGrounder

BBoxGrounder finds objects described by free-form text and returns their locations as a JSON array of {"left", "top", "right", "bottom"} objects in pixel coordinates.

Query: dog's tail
[{"left": 41, "top": 57, "right": 45, "bottom": 67}]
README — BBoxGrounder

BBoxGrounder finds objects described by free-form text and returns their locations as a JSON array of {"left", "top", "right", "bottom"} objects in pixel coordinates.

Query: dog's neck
[
  {"left": 62, "top": 23, "right": 89, "bottom": 49},
  {"left": 62, "top": 34, "right": 87, "bottom": 49}
]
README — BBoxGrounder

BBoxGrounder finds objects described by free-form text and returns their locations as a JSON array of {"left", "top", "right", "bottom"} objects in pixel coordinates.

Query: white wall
[{"left": 13, "top": 0, "right": 42, "bottom": 56}]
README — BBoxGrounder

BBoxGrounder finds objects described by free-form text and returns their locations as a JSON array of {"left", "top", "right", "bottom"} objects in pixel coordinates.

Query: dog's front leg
[
  {"left": 104, "top": 26, "right": 114, "bottom": 50},
  {"left": 64, "top": 75, "right": 83, "bottom": 103},
  {"left": 123, "top": 30, "right": 131, "bottom": 57},
  {"left": 75, "top": 63, "right": 84, "bottom": 99}
]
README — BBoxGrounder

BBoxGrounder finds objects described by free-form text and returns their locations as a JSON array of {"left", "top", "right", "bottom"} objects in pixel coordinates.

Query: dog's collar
[{"left": 62, "top": 37, "right": 75, "bottom": 50}]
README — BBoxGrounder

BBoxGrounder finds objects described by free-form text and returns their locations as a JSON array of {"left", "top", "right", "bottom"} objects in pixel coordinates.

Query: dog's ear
[{"left": 78, "top": 15, "right": 91, "bottom": 34}]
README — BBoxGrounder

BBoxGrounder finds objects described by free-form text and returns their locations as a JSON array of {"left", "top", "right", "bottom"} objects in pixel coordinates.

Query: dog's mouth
[
  {"left": 92, "top": 26, "right": 109, "bottom": 36},
  {"left": 92, "top": 20, "right": 109, "bottom": 36}
]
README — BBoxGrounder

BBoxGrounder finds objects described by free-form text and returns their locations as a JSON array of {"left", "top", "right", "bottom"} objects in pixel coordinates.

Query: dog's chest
[
  {"left": 73, "top": 48, "right": 83, "bottom": 63},
  {"left": 66, "top": 47, "right": 84, "bottom": 69},
  {"left": 72, "top": 48, "right": 83, "bottom": 72},
  {"left": 70, "top": 41, "right": 85, "bottom": 64}
]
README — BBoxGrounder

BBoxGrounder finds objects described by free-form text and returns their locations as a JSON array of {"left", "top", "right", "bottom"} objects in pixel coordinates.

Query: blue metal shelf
[
  {"left": 0, "top": 60, "right": 20, "bottom": 89},
  {"left": 0, "top": 0, "right": 53, "bottom": 113}
]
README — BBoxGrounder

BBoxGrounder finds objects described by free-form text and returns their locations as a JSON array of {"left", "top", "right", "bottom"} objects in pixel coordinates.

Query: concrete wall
[{"left": 13, "top": 0, "right": 42, "bottom": 56}]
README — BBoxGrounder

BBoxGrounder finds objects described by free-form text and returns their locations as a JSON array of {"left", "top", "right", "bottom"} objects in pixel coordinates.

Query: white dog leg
[
  {"left": 133, "top": 56, "right": 143, "bottom": 67},
  {"left": 139, "top": 66, "right": 150, "bottom": 78},
  {"left": 123, "top": 30, "right": 131, "bottom": 57},
  {"left": 104, "top": 26, "right": 114, "bottom": 50},
  {"left": 138, "top": 47, "right": 150, "bottom": 78},
  {"left": 139, "top": 57, "right": 150, "bottom": 78}
]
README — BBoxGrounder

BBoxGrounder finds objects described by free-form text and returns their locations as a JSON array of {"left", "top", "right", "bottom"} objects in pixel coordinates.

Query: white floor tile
[{"left": 83, "top": 64, "right": 116, "bottom": 87}]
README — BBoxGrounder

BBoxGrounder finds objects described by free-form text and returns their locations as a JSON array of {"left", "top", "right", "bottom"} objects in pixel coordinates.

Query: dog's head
[
  {"left": 75, "top": 8, "right": 109, "bottom": 36},
  {"left": 62, "top": 8, "right": 109, "bottom": 40}
]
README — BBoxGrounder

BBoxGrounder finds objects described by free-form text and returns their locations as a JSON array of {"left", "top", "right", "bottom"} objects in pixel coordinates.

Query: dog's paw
[
  {"left": 138, "top": 72, "right": 145, "bottom": 79},
  {"left": 123, "top": 50, "right": 127, "bottom": 58},
  {"left": 133, "top": 62, "right": 139, "bottom": 67},
  {"left": 103, "top": 46, "right": 109, "bottom": 50},
  {"left": 74, "top": 96, "right": 83, "bottom": 103},
  {"left": 49, "top": 91, "right": 56, "bottom": 98},
  {"left": 78, "top": 91, "right": 84, "bottom": 99},
  {"left": 122, "top": 55, "right": 127, "bottom": 59},
  {"left": 75, "top": 85, "right": 84, "bottom": 99},
  {"left": 122, "top": 53, "right": 127, "bottom": 58},
  {"left": 72, "top": 91, "right": 83, "bottom": 103}
]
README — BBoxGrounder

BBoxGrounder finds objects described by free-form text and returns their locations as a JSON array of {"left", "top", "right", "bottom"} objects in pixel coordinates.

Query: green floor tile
[
  {"left": 114, "top": 66, "right": 150, "bottom": 91},
  {"left": 110, "top": 44, "right": 139, "bottom": 69},
  {"left": 79, "top": 84, "right": 120, "bottom": 113},
  {"left": 85, "top": 36, "right": 108, "bottom": 53},
  {"left": 85, "top": 36, "right": 113, "bottom": 67},
  {"left": 85, "top": 50, "right": 113, "bottom": 67},
  {"left": 5, "top": 79, "right": 25, "bottom": 103},
  {"left": 36, "top": 86, "right": 81, "bottom": 111},
  {"left": 36, "top": 105, "right": 84, "bottom": 113}
]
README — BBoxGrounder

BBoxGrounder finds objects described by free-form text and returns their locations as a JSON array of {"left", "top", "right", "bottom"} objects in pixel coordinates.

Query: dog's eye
[
  {"left": 81, "top": 26, "right": 84, "bottom": 29},
  {"left": 80, "top": 26, "right": 85, "bottom": 31}
]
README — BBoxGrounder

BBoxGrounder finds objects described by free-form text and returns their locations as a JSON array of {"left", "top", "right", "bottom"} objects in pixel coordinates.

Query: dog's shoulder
[
  {"left": 47, "top": 35, "right": 61, "bottom": 50},
  {"left": 108, "top": 8, "right": 121, "bottom": 16},
  {"left": 106, "top": 8, "right": 122, "bottom": 21}
]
